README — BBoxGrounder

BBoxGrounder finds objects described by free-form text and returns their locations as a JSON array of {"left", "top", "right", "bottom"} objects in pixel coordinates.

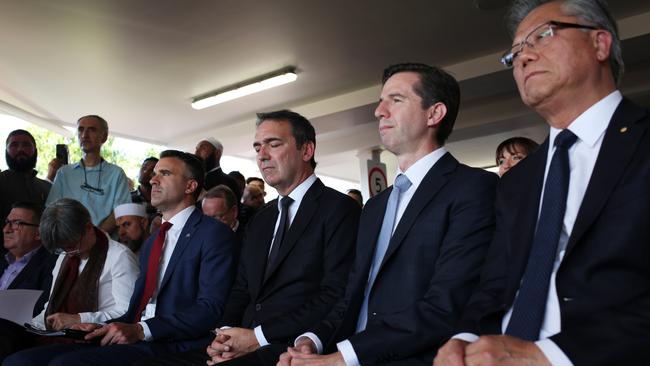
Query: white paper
[{"left": 0, "top": 289, "right": 43, "bottom": 325}]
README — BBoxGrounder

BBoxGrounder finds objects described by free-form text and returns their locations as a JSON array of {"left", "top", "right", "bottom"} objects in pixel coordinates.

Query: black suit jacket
[
  {"left": 458, "top": 98, "right": 650, "bottom": 365},
  {"left": 0, "top": 246, "right": 56, "bottom": 316},
  {"left": 312, "top": 153, "right": 497, "bottom": 365},
  {"left": 220, "top": 178, "right": 360, "bottom": 344},
  {"left": 204, "top": 167, "right": 242, "bottom": 200}
]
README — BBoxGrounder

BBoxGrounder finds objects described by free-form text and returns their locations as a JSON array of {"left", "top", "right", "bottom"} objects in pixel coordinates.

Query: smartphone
[{"left": 55, "top": 144, "right": 69, "bottom": 165}]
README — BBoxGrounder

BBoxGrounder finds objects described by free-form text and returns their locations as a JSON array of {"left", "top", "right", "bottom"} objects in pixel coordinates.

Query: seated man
[
  {"left": 0, "top": 202, "right": 56, "bottom": 361},
  {"left": 202, "top": 185, "right": 243, "bottom": 270},
  {"left": 0, "top": 198, "right": 139, "bottom": 362},
  {"left": 5, "top": 150, "right": 235, "bottom": 366},
  {"left": 114, "top": 203, "right": 150, "bottom": 254}
]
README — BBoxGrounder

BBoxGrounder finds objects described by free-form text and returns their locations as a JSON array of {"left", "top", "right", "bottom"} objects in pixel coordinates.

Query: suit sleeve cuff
[
  {"left": 139, "top": 321, "right": 153, "bottom": 341},
  {"left": 535, "top": 339, "right": 573, "bottom": 366},
  {"left": 254, "top": 326, "right": 269, "bottom": 347},
  {"left": 336, "top": 340, "right": 360, "bottom": 366},
  {"left": 295, "top": 332, "right": 323, "bottom": 354},
  {"left": 452, "top": 332, "right": 480, "bottom": 343}
]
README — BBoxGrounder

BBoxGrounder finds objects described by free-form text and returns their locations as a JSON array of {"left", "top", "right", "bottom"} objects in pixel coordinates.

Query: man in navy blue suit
[
  {"left": 278, "top": 63, "right": 497, "bottom": 365},
  {"left": 435, "top": 1, "right": 650, "bottom": 365},
  {"left": 5, "top": 150, "right": 234, "bottom": 366}
]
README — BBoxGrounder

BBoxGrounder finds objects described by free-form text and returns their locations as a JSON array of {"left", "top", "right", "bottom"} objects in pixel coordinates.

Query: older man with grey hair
[
  {"left": 435, "top": 1, "right": 650, "bottom": 365},
  {"left": 46, "top": 115, "right": 131, "bottom": 234}
]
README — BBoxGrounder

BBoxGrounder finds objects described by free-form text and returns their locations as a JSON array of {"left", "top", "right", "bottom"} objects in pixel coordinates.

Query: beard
[
  {"left": 6, "top": 151, "right": 37, "bottom": 172},
  {"left": 122, "top": 237, "right": 144, "bottom": 254},
  {"left": 201, "top": 153, "right": 216, "bottom": 171}
]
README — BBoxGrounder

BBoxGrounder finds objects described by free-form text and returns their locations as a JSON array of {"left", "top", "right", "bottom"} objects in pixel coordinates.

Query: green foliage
[{"left": 26, "top": 125, "right": 162, "bottom": 183}]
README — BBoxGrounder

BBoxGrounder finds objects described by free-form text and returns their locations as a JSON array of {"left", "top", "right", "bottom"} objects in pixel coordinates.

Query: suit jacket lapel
[
  {"left": 566, "top": 99, "right": 648, "bottom": 255},
  {"left": 9, "top": 246, "right": 46, "bottom": 289},
  {"left": 378, "top": 153, "right": 455, "bottom": 269},
  {"left": 251, "top": 204, "right": 279, "bottom": 296},
  {"left": 506, "top": 140, "right": 548, "bottom": 293},
  {"left": 159, "top": 209, "right": 201, "bottom": 291},
  {"left": 262, "top": 179, "right": 324, "bottom": 284}
]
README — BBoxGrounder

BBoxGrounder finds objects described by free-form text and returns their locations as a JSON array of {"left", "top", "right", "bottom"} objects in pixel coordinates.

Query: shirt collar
[
  {"left": 549, "top": 90, "right": 622, "bottom": 147},
  {"left": 277, "top": 174, "right": 317, "bottom": 210},
  {"left": 4, "top": 246, "right": 41, "bottom": 265},
  {"left": 396, "top": 147, "right": 447, "bottom": 190},
  {"left": 163, "top": 205, "right": 196, "bottom": 233}
]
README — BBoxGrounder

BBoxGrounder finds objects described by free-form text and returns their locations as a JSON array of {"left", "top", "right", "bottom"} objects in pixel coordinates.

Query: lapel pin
[
  {"left": 620, "top": 127, "right": 628, "bottom": 133},
  {"left": 185, "top": 233, "right": 190, "bottom": 238}
]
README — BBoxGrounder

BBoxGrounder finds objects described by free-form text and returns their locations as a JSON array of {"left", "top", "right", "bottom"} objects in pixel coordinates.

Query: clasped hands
[
  {"left": 433, "top": 336, "right": 552, "bottom": 366},
  {"left": 205, "top": 327, "right": 261, "bottom": 365},
  {"left": 276, "top": 337, "right": 345, "bottom": 366}
]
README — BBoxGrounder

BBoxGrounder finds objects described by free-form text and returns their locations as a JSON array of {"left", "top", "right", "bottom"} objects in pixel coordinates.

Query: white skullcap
[
  {"left": 114, "top": 203, "right": 147, "bottom": 219},
  {"left": 205, "top": 137, "right": 223, "bottom": 152}
]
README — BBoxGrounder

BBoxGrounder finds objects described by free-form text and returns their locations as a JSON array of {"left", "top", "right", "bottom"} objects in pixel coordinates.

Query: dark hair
[
  {"left": 256, "top": 109, "right": 317, "bottom": 169},
  {"left": 142, "top": 157, "right": 159, "bottom": 165},
  {"left": 246, "top": 177, "right": 264, "bottom": 185},
  {"left": 77, "top": 115, "right": 109, "bottom": 134},
  {"left": 203, "top": 185, "right": 237, "bottom": 209},
  {"left": 6, "top": 129, "right": 36, "bottom": 146},
  {"left": 495, "top": 137, "right": 539, "bottom": 164},
  {"left": 159, "top": 150, "right": 205, "bottom": 197},
  {"left": 505, "top": 0, "right": 623, "bottom": 85},
  {"left": 40, "top": 198, "right": 91, "bottom": 253},
  {"left": 11, "top": 201, "right": 44, "bottom": 223},
  {"left": 346, "top": 189, "right": 363, "bottom": 207},
  {"left": 382, "top": 63, "right": 460, "bottom": 146}
]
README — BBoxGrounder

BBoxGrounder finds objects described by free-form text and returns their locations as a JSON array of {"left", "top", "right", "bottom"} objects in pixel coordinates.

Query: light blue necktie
[{"left": 356, "top": 173, "right": 412, "bottom": 332}]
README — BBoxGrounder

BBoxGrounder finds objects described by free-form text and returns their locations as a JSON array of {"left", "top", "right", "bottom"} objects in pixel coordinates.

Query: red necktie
[{"left": 134, "top": 221, "right": 172, "bottom": 322}]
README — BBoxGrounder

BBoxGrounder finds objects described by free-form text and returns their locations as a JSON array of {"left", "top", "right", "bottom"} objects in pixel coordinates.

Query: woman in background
[{"left": 495, "top": 137, "right": 539, "bottom": 177}]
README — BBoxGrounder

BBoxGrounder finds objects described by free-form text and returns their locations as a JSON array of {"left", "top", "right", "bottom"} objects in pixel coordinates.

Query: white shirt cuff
[
  {"left": 536, "top": 339, "right": 574, "bottom": 366},
  {"left": 295, "top": 332, "right": 323, "bottom": 354},
  {"left": 452, "top": 332, "right": 480, "bottom": 343},
  {"left": 336, "top": 340, "right": 360, "bottom": 366},
  {"left": 139, "top": 321, "right": 153, "bottom": 341},
  {"left": 254, "top": 325, "right": 269, "bottom": 347}
]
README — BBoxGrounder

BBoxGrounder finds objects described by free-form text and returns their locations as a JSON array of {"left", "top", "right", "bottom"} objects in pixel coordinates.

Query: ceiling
[{"left": 2, "top": 0, "right": 650, "bottom": 185}]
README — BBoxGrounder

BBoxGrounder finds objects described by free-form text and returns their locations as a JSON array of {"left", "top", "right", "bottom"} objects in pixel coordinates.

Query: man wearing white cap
[
  {"left": 195, "top": 138, "right": 241, "bottom": 199},
  {"left": 114, "top": 203, "right": 149, "bottom": 254}
]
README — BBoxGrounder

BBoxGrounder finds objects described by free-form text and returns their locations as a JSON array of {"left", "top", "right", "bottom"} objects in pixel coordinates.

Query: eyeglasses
[
  {"left": 79, "top": 159, "right": 105, "bottom": 195},
  {"left": 54, "top": 242, "right": 82, "bottom": 257},
  {"left": 3, "top": 219, "right": 39, "bottom": 230},
  {"left": 500, "top": 20, "right": 598, "bottom": 68}
]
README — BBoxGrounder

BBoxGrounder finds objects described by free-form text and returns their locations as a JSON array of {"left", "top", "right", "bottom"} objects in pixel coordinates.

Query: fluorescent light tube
[{"left": 192, "top": 69, "right": 297, "bottom": 110}]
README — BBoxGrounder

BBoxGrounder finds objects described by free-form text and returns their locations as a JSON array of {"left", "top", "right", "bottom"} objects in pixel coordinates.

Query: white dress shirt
[
  {"left": 454, "top": 91, "right": 622, "bottom": 366},
  {"left": 32, "top": 235, "right": 139, "bottom": 329},
  {"left": 251, "top": 174, "right": 317, "bottom": 346},
  {"left": 139, "top": 205, "right": 195, "bottom": 340},
  {"left": 297, "top": 148, "right": 448, "bottom": 366}
]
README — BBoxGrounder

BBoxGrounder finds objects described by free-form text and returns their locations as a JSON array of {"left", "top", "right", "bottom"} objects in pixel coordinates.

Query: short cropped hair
[
  {"left": 256, "top": 110, "right": 317, "bottom": 169},
  {"left": 142, "top": 157, "right": 159, "bottom": 165},
  {"left": 11, "top": 201, "right": 44, "bottom": 223},
  {"left": 505, "top": 0, "right": 623, "bottom": 85},
  {"left": 77, "top": 115, "right": 109, "bottom": 134},
  {"left": 6, "top": 129, "right": 36, "bottom": 146},
  {"left": 159, "top": 150, "right": 205, "bottom": 197},
  {"left": 382, "top": 63, "right": 460, "bottom": 146},
  {"left": 40, "top": 198, "right": 91, "bottom": 253},
  {"left": 203, "top": 185, "right": 237, "bottom": 209}
]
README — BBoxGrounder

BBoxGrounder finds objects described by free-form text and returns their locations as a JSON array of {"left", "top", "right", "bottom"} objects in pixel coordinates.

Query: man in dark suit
[
  {"left": 136, "top": 110, "right": 361, "bottom": 366},
  {"left": 1, "top": 202, "right": 55, "bottom": 313},
  {"left": 0, "top": 202, "right": 56, "bottom": 360},
  {"left": 196, "top": 137, "right": 242, "bottom": 199},
  {"left": 434, "top": 1, "right": 650, "bottom": 366},
  {"left": 279, "top": 63, "right": 497, "bottom": 366},
  {"left": 4, "top": 150, "right": 234, "bottom": 366}
]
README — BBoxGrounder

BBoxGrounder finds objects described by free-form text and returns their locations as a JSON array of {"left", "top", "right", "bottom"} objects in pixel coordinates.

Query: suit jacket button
[
  {"left": 372, "top": 312, "right": 377, "bottom": 316},
  {"left": 255, "top": 303, "right": 262, "bottom": 311},
  {"left": 562, "top": 297, "right": 574, "bottom": 302}
]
